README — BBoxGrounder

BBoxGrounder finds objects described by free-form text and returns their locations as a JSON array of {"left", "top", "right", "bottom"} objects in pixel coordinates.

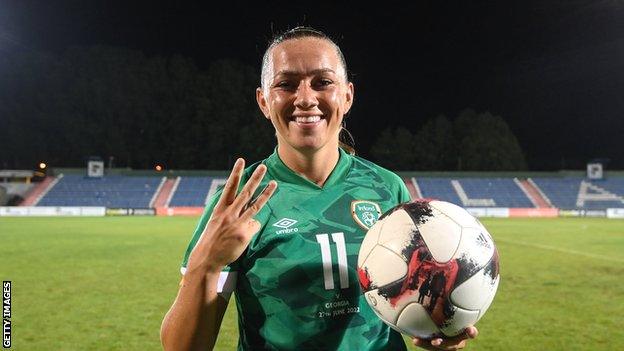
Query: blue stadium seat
[
  {"left": 531, "top": 177, "right": 624, "bottom": 209},
  {"left": 415, "top": 178, "right": 534, "bottom": 208},
  {"left": 168, "top": 176, "right": 225, "bottom": 207},
  {"left": 38, "top": 174, "right": 162, "bottom": 208},
  {"left": 37, "top": 174, "right": 624, "bottom": 211}
]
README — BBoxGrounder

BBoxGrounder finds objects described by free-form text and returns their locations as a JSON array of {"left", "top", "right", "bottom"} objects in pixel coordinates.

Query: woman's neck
[{"left": 277, "top": 143, "right": 340, "bottom": 187}]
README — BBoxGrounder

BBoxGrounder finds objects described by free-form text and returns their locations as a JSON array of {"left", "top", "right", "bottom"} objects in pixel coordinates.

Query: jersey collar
[{"left": 265, "top": 147, "right": 352, "bottom": 190}]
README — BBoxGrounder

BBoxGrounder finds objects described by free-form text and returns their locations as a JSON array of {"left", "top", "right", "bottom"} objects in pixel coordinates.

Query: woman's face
[{"left": 257, "top": 37, "right": 354, "bottom": 154}]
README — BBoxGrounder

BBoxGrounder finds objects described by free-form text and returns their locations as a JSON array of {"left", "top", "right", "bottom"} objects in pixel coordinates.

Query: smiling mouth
[{"left": 294, "top": 116, "right": 322, "bottom": 123}]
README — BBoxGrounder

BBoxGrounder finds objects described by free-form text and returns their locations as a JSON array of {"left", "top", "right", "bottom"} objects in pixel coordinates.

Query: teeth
[{"left": 295, "top": 116, "right": 321, "bottom": 123}]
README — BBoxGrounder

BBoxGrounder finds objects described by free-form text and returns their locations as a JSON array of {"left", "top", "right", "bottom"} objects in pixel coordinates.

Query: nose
[{"left": 294, "top": 80, "right": 318, "bottom": 109}]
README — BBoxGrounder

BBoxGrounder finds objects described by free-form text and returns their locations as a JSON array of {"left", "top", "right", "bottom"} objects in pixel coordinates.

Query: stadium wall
[
  {"left": 4, "top": 206, "right": 624, "bottom": 218},
  {"left": 0, "top": 206, "right": 106, "bottom": 216}
]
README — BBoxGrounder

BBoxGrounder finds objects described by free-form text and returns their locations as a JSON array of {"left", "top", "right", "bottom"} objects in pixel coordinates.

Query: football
[{"left": 357, "top": 200, "right": 500, "bottom": 338}]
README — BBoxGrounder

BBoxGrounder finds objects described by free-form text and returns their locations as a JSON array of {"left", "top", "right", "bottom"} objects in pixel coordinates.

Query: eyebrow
[{"left": 273, "top": 68, "right": 336, "bottom": 78}]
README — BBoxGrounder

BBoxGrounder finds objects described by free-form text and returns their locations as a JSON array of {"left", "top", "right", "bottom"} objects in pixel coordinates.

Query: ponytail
[{"left": 339, "top": 119, "right": 356, "bottom": 155}]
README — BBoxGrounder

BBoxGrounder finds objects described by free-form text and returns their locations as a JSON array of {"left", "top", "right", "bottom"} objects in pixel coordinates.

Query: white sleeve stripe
[
  {"left": 180, "top": 267, "right": 237, "bottom": 294},
  {"left": 218, "top": 272, "right": 237, "bottom": 293}
]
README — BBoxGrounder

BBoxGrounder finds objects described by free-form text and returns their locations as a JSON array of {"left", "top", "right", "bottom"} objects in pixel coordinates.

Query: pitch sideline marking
[{"left": 495, "top": 238, "right": 624, "bottom": 263}]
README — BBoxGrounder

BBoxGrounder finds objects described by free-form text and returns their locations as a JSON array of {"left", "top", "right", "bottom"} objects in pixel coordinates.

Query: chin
[
  {"left": 293, "top": 144, "right": 323, "bottom": 153},
  {"left": 289, "top": 139, "right": 326, "bottom": 153}
]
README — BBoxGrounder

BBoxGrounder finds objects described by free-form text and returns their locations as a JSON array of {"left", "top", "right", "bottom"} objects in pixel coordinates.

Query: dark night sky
[{"left": 1, "top": 0, "right": 623, "bottom": 169}]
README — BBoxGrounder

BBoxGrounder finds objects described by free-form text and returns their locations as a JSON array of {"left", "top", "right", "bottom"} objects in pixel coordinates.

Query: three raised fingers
[{"left": 214, "top": 159, "right": 276, "bottom": 225}]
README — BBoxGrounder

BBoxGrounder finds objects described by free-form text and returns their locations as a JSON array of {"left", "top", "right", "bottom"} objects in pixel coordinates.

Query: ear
[
  {"left": 343, "top": 82, "right": 354, "bottom": 114},
  {"left": 256, "top": 87, "right": 271, "bottom": 119}
]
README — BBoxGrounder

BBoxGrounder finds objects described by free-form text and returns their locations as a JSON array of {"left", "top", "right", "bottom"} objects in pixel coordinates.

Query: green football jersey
[{"left": 181, "top": 148, "right": 411, "bottom": 350}]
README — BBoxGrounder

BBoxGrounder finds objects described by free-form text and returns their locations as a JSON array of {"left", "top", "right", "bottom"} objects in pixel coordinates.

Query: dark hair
[{"left": 261, "top": 26, "right": 356, "bottom": 155}]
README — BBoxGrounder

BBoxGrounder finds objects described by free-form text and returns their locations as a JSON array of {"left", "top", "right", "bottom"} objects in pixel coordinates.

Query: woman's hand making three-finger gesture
[{"left": 186, "top": 158, "right": 277, "bottom": 275}]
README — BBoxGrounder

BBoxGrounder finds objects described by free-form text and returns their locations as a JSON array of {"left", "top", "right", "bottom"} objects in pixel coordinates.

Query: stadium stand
[
  {"left": 516, "top": 179, "right": 551, "bottom": 208},
  {"left": 403, "top": 177, "right": 422, "bottom": 200},
  {"left": 29, "top": 173, "right": 624, "bottom": 211},
  {"left": 151, "top": 178, "right": 177, "bottom": 208},
  {"left": 530, "top": 177, "right": 624, "bottom": 209},
  {"left": 0, "top": 170, "right": 38, "bottom": 206},
  {"left": 168, "top": 176, "right": 225, "bottom": 207},
  {"left": 414, "top": 177, "right": 535, "bottom": 208},
  {"left": 37, "top": 174, "right": 162, "bottom": 208},
  {"left": 0, "top": 183, "right": 34, "bottom": 205}
]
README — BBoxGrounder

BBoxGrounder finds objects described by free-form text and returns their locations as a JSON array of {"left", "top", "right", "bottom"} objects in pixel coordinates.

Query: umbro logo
[
  {"left": 273, "top": 218, "right": 297, "bottom": 228},
  {"left": 273, "top": 218, "right": 299, "bottom": 234}
]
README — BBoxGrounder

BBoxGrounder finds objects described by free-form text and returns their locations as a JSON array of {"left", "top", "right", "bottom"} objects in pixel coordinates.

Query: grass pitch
[{"left": 0, "top": 217, "right": 622, "bottom": 350}]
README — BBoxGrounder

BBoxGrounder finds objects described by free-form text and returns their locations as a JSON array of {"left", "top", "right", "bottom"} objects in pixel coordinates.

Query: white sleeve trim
[
  {"left": 217, "top": 271, "right": 237, "bottom": 293},
  {"left": 180, "top": 267, "right": 237, "bottom": 299},
  {"left": 217, "top": 271, "right": 237, "bottom": 300}
]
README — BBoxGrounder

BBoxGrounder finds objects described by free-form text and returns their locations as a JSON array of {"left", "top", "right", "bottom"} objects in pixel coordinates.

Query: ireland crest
[{"left": 351, "top": 200, "right": 382, "bottom": 229}]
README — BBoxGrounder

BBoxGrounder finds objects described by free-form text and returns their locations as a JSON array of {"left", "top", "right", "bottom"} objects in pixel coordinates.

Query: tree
[
  {"left": 0, "top": 47, "right": 269, "bottom": 169},
  {"left": 453, "top": 109, "right": 527, "bottom": 170},
  {"left": 198, "top": 59, "right": 274, "bottom": 169},
  {"left": 370, "top": 126, "right": 417, "bottom": 170},
  {"left": 369, "top": 109, "right": 527, "bottom": 171},
  {"left": 412, "top": 114, "right": 455, "bottom": 170}
]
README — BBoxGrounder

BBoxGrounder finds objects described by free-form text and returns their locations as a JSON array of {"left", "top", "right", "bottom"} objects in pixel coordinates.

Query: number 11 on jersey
[{"left": 315, "top": 232, "right": 349, "bottom": 290}]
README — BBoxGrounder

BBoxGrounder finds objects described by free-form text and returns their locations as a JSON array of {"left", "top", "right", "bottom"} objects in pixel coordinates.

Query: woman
[{"left": 160, "top": 26, "right": 477, "bottom": 350}]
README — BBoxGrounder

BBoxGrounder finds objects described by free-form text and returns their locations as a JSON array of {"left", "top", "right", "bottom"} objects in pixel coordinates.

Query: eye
[
  {"left": 314, "top": 78, "right": 334, "bottom": 89},
  {"left": 274, "top": 81, "right": 293, "bottom": 89}
]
